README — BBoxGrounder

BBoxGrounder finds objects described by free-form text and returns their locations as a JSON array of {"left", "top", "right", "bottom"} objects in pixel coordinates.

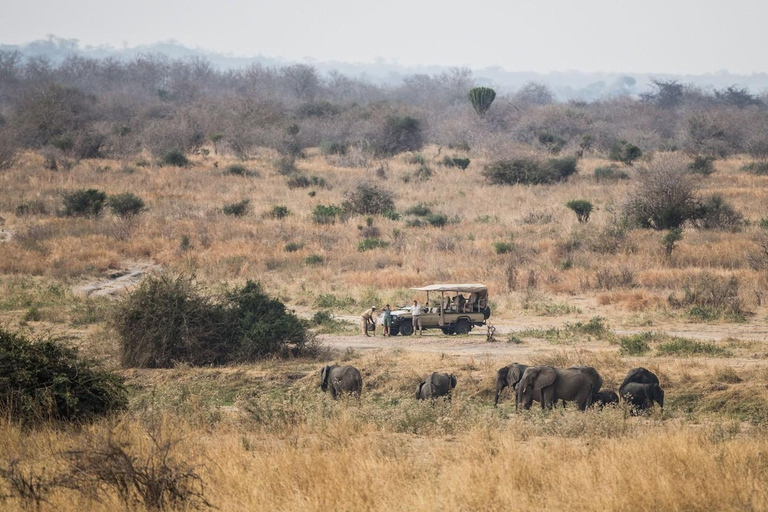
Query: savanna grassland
[
  {"left": 3, "top": 56, "right": 768, "bottom": 510},
  {"left": 1, "top": 146, "right": 768, "bottom": 511}
]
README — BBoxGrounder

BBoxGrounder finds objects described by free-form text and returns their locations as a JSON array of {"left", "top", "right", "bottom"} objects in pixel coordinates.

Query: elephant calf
[
  {"left": 621, "top": 382, "right": 664, "bottom": 412},
  {"left": 417, "top": 372, "right": 457, "bottom": 400},
  {"left": 495, "top": 363, "right": 529, "bottom": 407},
  {"left": 619, "top": 367, "right": 659, "bottom": 395},
  {"left": 591, "top": 390, "right": 619, "bottom": 408},
  {"left": 321, "top": 364, "right": 363, "bottom": 399}
]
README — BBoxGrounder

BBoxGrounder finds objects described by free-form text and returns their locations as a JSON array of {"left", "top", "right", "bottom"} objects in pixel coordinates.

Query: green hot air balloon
[{"left": 468, "top": 87, "right": 496, "bottom": 116}]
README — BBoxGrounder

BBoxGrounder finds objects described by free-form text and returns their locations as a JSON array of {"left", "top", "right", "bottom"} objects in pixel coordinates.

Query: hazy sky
[{"left": 2, "top": 0, "right": 765, "bottom": 74}]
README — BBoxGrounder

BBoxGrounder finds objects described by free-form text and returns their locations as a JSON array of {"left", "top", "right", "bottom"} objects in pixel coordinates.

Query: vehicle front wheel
[
  {"left": 454, "top": 319, "right": 471, "bottom": 335},
  {"left": 399, "top": 322, "right": 414, "bottom": 336}
]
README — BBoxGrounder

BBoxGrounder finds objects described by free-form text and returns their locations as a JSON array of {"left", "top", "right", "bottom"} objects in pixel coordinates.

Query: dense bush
[
  {"left": 161, "top": 150, "right": 190, "bottom": 167},
  {"left": 266, "top": 204, "right": 291, "bottom": 219},
  {"left": 609, "top": 141, "right": 642, "bottom": 165},
  {"left": 619, "top": 332, "right": 652, "bottom": 356},
  {"left": 312, "top": 204, "right": 345, "bottom": 224},
  {"left": 405, "top": 203, "right": 431, "bottom": 216},
  {"left": 62, "top": 188, "right": 107, "bottom": 217},
  {"left": 482, "top": 157, "right": 578, "bottom": 185},
  {"left": 343, "top": 183, "right": 396, "bottom": 215},
  {"left": 624, "top": 155, "right": 701, "bottom": 230},
  {"left": 285, "top": 242, "right": 304, "bottom": 252},
  {"left": 695, "top": 194, "right": 743, "bottom": 231},
  {"left": 114, "top": 274, "right": 308, "bottom": 367},
  {"left": 358, "top": 238, "right": 390, "bottom": 251},
  {"left": 668, "top": 272, "right": 744, "bottom": 321},
  {"left": 222, "top": 199, "right": 250, "bottom": 217},
  {"left": 107, "top": 192, "right": 145, "bottom": 217},
  {"left": 425, "top": 212, "right": 449, "bottom": 227},
  {"left": 287, "top": 173, "right": 327, "bottom": 189},
  {"left": 441, "top": 156, "right": 470, "bottom": 169},
  {"left": 226, "top": 164, "right": 260, "bottom": 177},
  {"left": 371, "top": 115, "right": 423, "bottom": 156},
  {"left": 688, "top": 156, "right": 715, "bottom": 175},
  {"left": 493, "top": 241, "right": 515, "bottom": 254},
  {"left": 594, "top": 165, "right": 629, "bottom": 182},
  {"left": 0, "top": 326, "right": 127, "bottom": 423}
]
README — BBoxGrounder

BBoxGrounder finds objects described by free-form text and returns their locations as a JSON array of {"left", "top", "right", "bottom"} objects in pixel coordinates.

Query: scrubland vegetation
[{"left": 1, "top": 53, "right": 768, "bottom": 510}]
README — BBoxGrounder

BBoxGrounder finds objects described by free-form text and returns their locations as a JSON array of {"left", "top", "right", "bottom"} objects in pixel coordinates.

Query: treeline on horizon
[{"left": 1, "top": 49, "right": 768, "bottom": 168}]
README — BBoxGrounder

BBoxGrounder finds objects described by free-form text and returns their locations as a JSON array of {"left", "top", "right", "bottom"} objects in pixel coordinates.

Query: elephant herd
[{"left": 320, "top": 363, "right": 664, "bottom": 413}]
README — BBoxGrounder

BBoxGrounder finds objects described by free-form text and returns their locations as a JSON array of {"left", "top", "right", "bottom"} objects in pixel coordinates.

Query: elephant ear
[
  {"left": 321, "top": 365, "right": 330, "bottom": 384},
  {"left": 510, "top": 365, "right": 523, "bottom": 386},
  {"left": 416, "top": 382, "right": 425, "bottom": 399},
  {"left": 533, "top": 366, "right": 557, "bottom": 390},
  {"left": 449, "top": 374, "right": 457, "bottom": 389}
]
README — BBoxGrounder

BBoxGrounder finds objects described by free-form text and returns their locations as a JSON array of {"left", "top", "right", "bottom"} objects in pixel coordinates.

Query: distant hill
[{"left": 4, "top": 36, "right": 768, "bottom": 101}]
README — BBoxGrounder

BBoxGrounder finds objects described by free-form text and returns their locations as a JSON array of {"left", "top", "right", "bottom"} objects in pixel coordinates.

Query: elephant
[
  {"left": 569, "top": 365, "right": 603, "bottom": 395},
  {"left": 320, "top": 365, "right": 363, "bottom": 399},
  {"left": 495, "top": 363, "right": 531, "bottom": 407},
  {"left": 621, "top": 382, "right": 664, "bottom": 412},
  {"left": 591, "top": 390, "right": 619, "bottom": 408},
  {"left": 417, "top": 372, "right": 457, "bottom": 400},
  {"left": 518, "top": 366, "right": 594, "bottom": 411},
  {"left": 619, "top": 368, "right": 659, "bottom": 396}
]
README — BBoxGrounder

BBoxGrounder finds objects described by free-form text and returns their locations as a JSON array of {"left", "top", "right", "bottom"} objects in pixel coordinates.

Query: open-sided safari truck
[{"left": 381, "top": 284, "right": 491, "bottom": 336}]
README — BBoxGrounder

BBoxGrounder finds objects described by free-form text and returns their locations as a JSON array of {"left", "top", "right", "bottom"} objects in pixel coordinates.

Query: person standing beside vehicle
[
  {"left": 382, "top": 304, "right": 392, "bottom": 336},
  {"left": 361, "top": 306, "right": 377, "bottom": 337},
  {"left": 412, "top": 300, "right": 423, "bottom": 336}
]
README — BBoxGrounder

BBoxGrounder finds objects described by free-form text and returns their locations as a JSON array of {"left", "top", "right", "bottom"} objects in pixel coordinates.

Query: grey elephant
[
  {"left": 619, "top": 367, "right": 659, "bottom": 395},
  {"left": 570, "top": 365, "right": 603, "bottom": 395},
  {"left": 495, "top": 363, "right": 530, "bottom": 407},
  {"left": 417, "top": 372, "right": 457, "bottom": 400},
  {"left": 320, "top": 364, "right": 363, "bottom": 399},
  {"left": 591, "top": 390, "right": 619, "bottom": 408},
  {"left": 621, "top": 382, "right": 664, "bottom": 412},
  {"left": 518, "top": 366, "right": 594, "bottom": 411}
]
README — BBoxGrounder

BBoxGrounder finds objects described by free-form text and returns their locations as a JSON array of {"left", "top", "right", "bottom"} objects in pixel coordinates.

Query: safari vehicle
[{"left": 381, "top": 284, "right": 491, "bottom": 336}]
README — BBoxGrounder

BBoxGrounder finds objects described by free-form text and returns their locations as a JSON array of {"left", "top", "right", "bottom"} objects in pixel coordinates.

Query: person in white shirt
[{"left": 412, "top": 300, "right": 423, "bottom": 336}]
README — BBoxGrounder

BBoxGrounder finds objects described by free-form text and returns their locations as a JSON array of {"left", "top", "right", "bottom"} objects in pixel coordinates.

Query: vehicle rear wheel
[
  {"left": 441, "top": 327, "right": 454, "bottom": 335},
  {"left": 399, "top": 322, "right": 414, "bottom": 336},
  {"left": 455, "top": 319, "right": 471, "bottom": 335}
]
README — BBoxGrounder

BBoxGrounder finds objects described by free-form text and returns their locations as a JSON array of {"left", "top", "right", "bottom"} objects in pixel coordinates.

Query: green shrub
[
  {"left": 594, "top": 165, "right": 629, "bottom": 182},
  {"left": 222, "top": 199, "right": 250, "bottom": 217},
  {"left": 566, "top": 200, "right": 593, "bottom": 223},
  {"left": 695, "top": 194, "right": 743, "bottom": 230},
  {"left": 442, "top": 156, "right": 470, "bottom": 169},
  {"left": 619, "top": 333, "right": 652, "bottom": 355},
  {"left": 113, "top": 275, "right": 308, "bottom": 367},
  {"left": 313, "top": 204, "right": 344, "bottom": 224},
  {"left": 0, "top": 326, "right": 127, "bottom": 424},
  {"left": 656, "top": 338, "right": 731, "bottom": 357},
  {"left": 267, "top": 205, "right": 290, "bottom": 219},
  {"left": 344, "top": 183, "right": 395, "bottom": 215},
  {"left": 285, "top": 242, "right": 304, "bottom": 252},
  {"left": 62, "top": 189, "right": 107, "bottom": 217},
  {"left": 482, "top": 157, "right": 578, "bottom": 185},
  {"left": 405, "top": 203, "right": 432, "bottom": 216},
  {"left": 107, "top": 193, "right": 145, "bottom": 218},
  {"left": 162, "top": 150, "right": 190, "bottom": 167},
  {"left": 493, "top": 241, "right": 515, "bottom": 254},
  {"left": 668, "top": 273, "right": 744, "bottom": 321},
  {"left": 537, "top": 132, "right": 566, "bottom": 154},
  {"left": 358, "top": 238, "right": 390, "bottom": 252},
  {"left": 382, "top": 210, "right": 401, "bottom": 221},
  {"left": 287, "top": 173, "right": 327, "bottom": 189},
  {"left": 609, "top": 141, "right": 642, "bottom": 165},
  {"left": 662, "top": 228, "right": 683, "bottom": 256},
  {"left": 305, "top": 254, "right": 324, "bottom": 265},
  {"left": 740, "top": 162, "right": 768, "bottom": 175},
  {"left": 425, "top": 212, "right": 449, "bottom": 227},
  {"left": 688, "top": 156, "right": 715, "bottom": 175},
  {"left": 15, "top": 200, "right": 48, "bottom": 216}
]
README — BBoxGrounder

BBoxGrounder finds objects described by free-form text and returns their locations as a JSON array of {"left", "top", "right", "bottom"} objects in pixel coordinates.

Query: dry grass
[
  {"left": 1, "top": 350, "right": 768, "bottom": 511},
  {"left": 3, "top": 149, "right": 768, "bottom": 509}
]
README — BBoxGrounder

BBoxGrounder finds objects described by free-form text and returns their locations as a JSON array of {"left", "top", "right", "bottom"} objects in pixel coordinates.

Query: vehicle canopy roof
[{"left": 410, "top": 284, "right": 487, "bottom": 293}]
